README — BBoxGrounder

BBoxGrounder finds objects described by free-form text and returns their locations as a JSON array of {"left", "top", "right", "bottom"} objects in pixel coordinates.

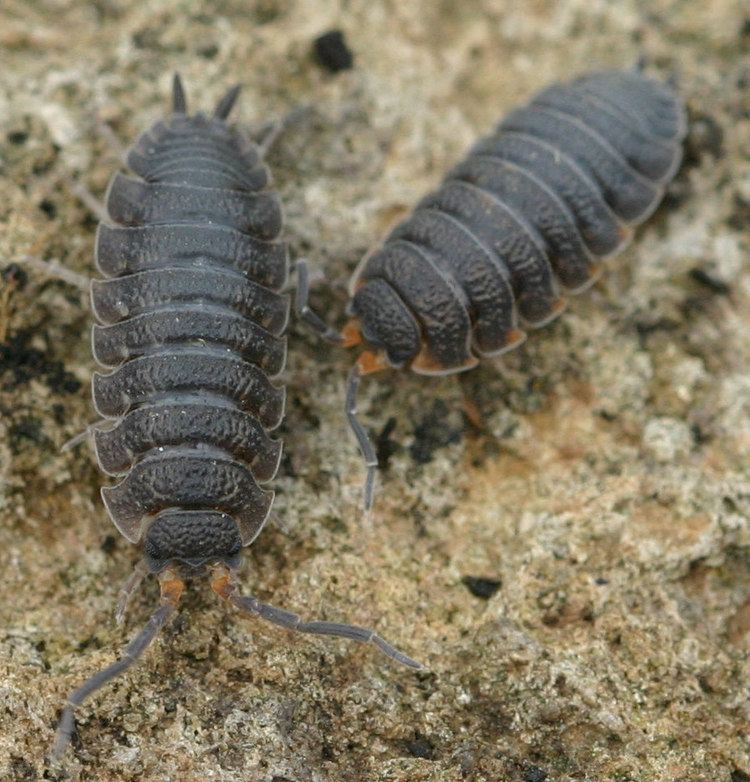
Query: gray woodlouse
[
  {"left": 323, "top": 68, "right": 687, "bottom": 508},
  {"left": 51, "top": 76, "right": 421, "bottom": 763}
]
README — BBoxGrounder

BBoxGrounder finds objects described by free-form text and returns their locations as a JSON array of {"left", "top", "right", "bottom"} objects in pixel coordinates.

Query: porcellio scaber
[
  {"left": 334, "top": 68, "right": 687, "bottom": 507},
  {"left": 51, "top": 76, "right": 421, "bottom": 762}
]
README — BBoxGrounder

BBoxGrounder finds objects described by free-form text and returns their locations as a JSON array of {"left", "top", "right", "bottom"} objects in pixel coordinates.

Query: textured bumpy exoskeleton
[
  {"left": 327, "top": 68, "right": 687, "bottom": 509},
  {"left": 51, "top": 76, "right": 421, "bottom": 764}
]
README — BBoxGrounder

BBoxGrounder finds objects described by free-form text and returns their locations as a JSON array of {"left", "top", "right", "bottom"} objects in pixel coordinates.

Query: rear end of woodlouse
[
  {"left": 333, "top": 68, "right": 686, "bottom": 507},
  {"left": 51, "top": 76, "right": 421, "bottom": 764}
]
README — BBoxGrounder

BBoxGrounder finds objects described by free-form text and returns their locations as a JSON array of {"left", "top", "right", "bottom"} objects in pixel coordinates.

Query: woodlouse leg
[
  {"left": 68, "top": 179, "right": 109, "bottom": 224},
  {"left": 49, "top": 568, "right": 184, "bottom": 763},
  {"left": 346, "top": 364, "right": 379, "bottom": 514},
  {"left": 10, "top": 254, "right": 91, "bottom": 292},
  {"left": 60, "top": 419, "right": 108, "bottom": 452},
  {"left": 114, "top": 560, "right": 150, "bottom": 626},
  {"left": 253, "top": 106, "right": 310, "bottom": 158},
  {"left": 254, "top": 118, "right": 285, "bottom": 158},
  {"left": 93, "top": 115, "right": 127, "bottom": 163},
  {"left": 211, "top": 567, "right": 422, "bottom": 669},
  {"left": 294, "top": 259, "right": 346, "bottom": 344},
  {"left": 58, "top": 112, "right": 124, "bottom": 222},
  {"left": 267, "top": 510, "right": 292, "bottom": 536}
]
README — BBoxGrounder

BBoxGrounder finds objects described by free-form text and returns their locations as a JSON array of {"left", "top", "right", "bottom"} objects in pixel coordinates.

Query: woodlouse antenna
[
  {"left": 294, "top": 259, "right": 345, "bottom": 344},
  {"left": 115, "top": 559, "right": 149, "bottom": 626},
  {"left": 345, "top": 365, "right": 379, "bottom": 514},
  {"left": 213, "top": 84, "right": 242, "bottom": 120},
  {"left": 291, "top": 260, "right": 384, "bottom": 512},
  {"left": 210, "top": 566, "right": 422, "bottom": 669},
  {"left": 172, "top": 73, "right": 187, "bottom": 114},
  {"left": 50, "top": 569, "right": 185, "bottom": 763}
]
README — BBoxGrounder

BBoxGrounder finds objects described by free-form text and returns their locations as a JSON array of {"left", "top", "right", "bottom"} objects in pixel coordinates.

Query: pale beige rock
[{"left": 642, "top": 416, "right": 693, "bottom": 462}]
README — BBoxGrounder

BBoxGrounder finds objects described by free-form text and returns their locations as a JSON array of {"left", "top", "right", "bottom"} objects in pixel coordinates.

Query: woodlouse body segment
[
  {"left": 348, "top": 69, "right": 686, "bottom": 376},
  {"left": 52, "top": 76, "right": 420, "bottom": 763}
]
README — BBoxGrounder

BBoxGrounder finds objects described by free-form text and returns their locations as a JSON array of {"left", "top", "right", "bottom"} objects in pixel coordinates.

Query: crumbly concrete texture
[{"left": 1, "top": 1, "right": 749, "bottom": 780}]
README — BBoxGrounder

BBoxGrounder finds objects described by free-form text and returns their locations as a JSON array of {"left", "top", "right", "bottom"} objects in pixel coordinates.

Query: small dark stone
[
  {"left": 691, "top": 422, "right": 712, "bottom": 445},
  {"left": 697, "top": 674, "right": 714, "bottom": 693},
  {"left": 100, "top": 534, "right": 117, "bottom": 555},
  {"left": 523, "top": 766, "right": 548, "bottom": 782},
  {"left": 462, "top": 576, "right": 502, "bottom": 599},
  {"left": 38, "top": 198, "right": 57, "bottom": 219},
  {"left": 689, "top": 267, "right": 730, "bottom": 295},
  {"left": 313, "top": 30, "right": 354, "bottom": 73},
  {"left": 7, "top": 130, "right": 28, "bottom": 145},
  {"left": 198, "top": 43, "right": 219, "bottom": 59},
  {"left": 594, "top": 576, "right": 609, "bottom": 585},
  {"left": 404, "top": 732, "right": 436, "bottom": 760}
]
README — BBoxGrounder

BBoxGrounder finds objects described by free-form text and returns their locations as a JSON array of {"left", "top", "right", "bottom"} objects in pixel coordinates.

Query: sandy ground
[{"left": 1, "top": 1, "right": 749, "bottom": 780}]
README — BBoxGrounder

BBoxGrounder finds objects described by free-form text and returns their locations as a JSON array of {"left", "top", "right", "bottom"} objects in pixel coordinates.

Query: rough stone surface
[{"left": 1, "top": 1, "right": 749, "bottom": 780}]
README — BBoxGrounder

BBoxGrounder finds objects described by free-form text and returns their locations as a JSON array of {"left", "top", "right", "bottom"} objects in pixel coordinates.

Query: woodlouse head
[{"left": 143, "top": 509, "right": 243, "bottom": 574}]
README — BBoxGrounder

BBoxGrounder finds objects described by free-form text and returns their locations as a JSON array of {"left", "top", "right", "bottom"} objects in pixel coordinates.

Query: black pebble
[
  {"left": 462, "top": 576, "right": 502, "bottom": 599},
  {"left": 313, "top": 30, "right": 354, "bottom": 73},
  {"left": 523, "top": 766, "right": 548, "bottom": 782},
  {"left": 100, "top": 535, "right": 118, "bottom": 555},
  {"left": 7, "top": 130, "right": 28, "bottom": 145},
  {"left": 403, "top": 732, "right": 436, "bottom": 760},
  {"left": 689, "top": 267, "right": 730, "bottom": 295}
]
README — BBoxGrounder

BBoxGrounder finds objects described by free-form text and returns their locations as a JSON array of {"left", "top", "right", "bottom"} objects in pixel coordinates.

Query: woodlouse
[
  {"left": 51, "top": 76, "right": 421, "bottom": 762},
  {"left": 319, "top": 68, "right": 687, "bottom": 508}
]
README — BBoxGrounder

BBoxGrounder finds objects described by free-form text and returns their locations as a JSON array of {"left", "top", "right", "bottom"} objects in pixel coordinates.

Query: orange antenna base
[
  {"left": 341, "top": 319, "right": 363, "bottom": 348},
  {"left": 356, "top": 350, "right": 390, "bottom": 375}
]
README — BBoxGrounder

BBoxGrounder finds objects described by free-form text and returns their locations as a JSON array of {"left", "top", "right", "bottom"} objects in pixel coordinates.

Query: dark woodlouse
[
  {"left": 325, "top": 68, "right": 687, "bottom": 507},
  {"left": 51, "top": 76, "right": 421, "bottom": 762}
]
